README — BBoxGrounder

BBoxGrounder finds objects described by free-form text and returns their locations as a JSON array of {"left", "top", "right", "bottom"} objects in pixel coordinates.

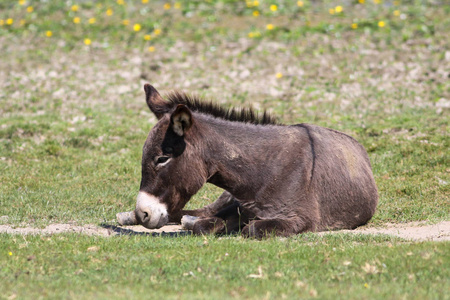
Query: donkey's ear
[
  {"left": 170, "top": 104, "right": 192, "bottom": 136},
  {"left": 144, "top": 84, "right": 168, "bottom": 119}
]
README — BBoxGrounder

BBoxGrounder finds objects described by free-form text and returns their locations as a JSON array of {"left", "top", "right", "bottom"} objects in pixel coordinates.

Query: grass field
[
  {"left": 0, "top": 0, "right": 449, "bottom": 299},
  {"left": 2, "top": 233, "right": 448, "bottom": 299}
]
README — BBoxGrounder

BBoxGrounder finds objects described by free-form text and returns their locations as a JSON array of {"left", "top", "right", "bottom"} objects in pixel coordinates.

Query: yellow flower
[
  {"left": 133, "top": 23, "right": 141, "bottom": 32},
  {"left": 84, "top": 38, "right": 91, "bottom": 45},
  {"left": 246, "top": 1, "right": 253, "bottom": 8},
  {"left": 144, "top": 34, "right": 151, "bottom": 41},
  {"left": 335, "top": 6, "right": 343, "bottom": 13},
  {"left": 89, "top": 18, "right": 96, "bottom": 24},
  {"left": 364, "top": 283, "right": 369, "bottom": 288},
  {"left": 329, "top": 8, "right": 335, "bottom": 15},
  {"left": 253, "top": 10, "right": 260, "bottom": 17},
  {"left": 106, "top": 8, "right": 113, "bottom": 16},
  {"left": 148, "top": 46, "right": 155, "bottom": 52},
  {"left": 46, "top": 30, "right": 52, "bottom": 37},
  {"left": 174, "top": 2, "right": 181, "bottom": 9},
  {"left": 117, "top": 0, "right": 125, "bottom": 5},
  {"left": 393, "top": 10, "right": 400, "bottom": 16},
  {"left": 378, "top": 20, "right": 386, "bottom": 27},
  {"left": 270, "top": 4, "right": 277, "bottom": 12},
  {"left": 153, "top": 28, "right": 161, "bottom": 35},
  {"left": 164, "top": 3, "right": 171, "bottom": 10},
  {"left": 276, "top": 72, "right": 283, "bottom": 79},
  {"left": 266, "top": 23, "right": 274, "bottom": 30},
  {"left": 122, "top": 19, "right": 130, "bottom": 26},
  {"left": 8, "top": 251, "right": 13, "bottom": 256},
  {"left": 358, "top": 0, "right": 365, "bottom": 3},
  {"left": 142, "top": 0, "right": 149, "bottom": 3},
  {"left": 248, "top": 31, "right": 261, "bottom": 38},
  {"left": 253, "top": 0, "right": 259, "bottom": 6},
  {"left": 297, "top": 1, "right": 304, "bottom": 7},
  {"left": 19, "top": 0, "right": 25, "bottom": 5},
  {"left": 26, "top": 6, "right": 33, "bottom": 13},
  {"left": 6, "top": 18, "right": 14, "bottom": 25},
  {"left": 71, "top": 5, "right": 79, "bottom": 12},
  {"left": 73, "top": 17, "right": 81, "bottom": 24},
  {"left": 0, "top": 20, "right": 4, "bottom": 26},
  {"left": 351, "top": 23, "right": 358, "bottom": 29},
  {"left": 373, "top": 0, "right": 381, "bottom": 4}
]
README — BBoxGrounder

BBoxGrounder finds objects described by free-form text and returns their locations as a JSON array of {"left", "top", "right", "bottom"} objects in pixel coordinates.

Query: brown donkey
[{"left": 117, "top": 84, "right": 378, "bottom": 238}]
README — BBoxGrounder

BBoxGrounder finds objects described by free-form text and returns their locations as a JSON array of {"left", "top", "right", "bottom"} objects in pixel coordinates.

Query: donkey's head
[{"left": 134, "top": 84, "right": 208, "bottom": 229}]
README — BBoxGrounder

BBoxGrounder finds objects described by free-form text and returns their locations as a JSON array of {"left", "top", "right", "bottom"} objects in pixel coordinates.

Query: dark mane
[{"left": 165, "top": 91, "right": 279, "bottom": 125}]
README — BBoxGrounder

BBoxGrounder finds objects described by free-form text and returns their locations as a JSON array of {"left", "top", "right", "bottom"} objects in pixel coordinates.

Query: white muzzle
[{"left": 135, "top": 191, "right": 169, "bottom": 229}]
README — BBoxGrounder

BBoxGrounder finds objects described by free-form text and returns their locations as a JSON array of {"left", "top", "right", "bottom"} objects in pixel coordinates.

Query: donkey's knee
[
  {"left": 186, "top": 201, "right": 249, "bottom": 235},
  {"left": 192, "top": 217, "right": 226, "bottom": 235},
  {"left": 181, "top": 215, "right": 200, "bottom": 230}
]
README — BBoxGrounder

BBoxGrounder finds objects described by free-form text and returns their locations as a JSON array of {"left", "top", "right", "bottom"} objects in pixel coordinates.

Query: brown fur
[{"left": 135, "top": 84, "right": 378, "bottom": 238}]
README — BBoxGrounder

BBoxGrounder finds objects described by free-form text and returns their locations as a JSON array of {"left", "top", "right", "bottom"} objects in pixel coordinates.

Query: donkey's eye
[{"left": 155, "top": 156, "right": 171, "bottom": 166}]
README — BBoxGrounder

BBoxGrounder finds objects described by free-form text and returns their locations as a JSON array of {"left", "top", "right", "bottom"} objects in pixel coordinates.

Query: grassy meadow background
[{"left": 0, "top": 0, "right": 449, "bottom": 299}]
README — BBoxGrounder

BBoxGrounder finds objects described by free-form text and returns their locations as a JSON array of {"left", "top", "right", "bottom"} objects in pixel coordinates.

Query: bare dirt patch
[
  {"left": 321, "top": 221, "right": 450, "bottom": 242},
  {"left": 1, "top": 221, "right": 448, "bottom": 241},
  {"left": 0, "top": 223, "right": 187, "bottom": 237}
]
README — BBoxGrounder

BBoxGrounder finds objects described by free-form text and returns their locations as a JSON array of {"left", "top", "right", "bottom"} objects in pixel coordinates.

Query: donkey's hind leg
[{"left": 241, "top": 218, "right": 312, "bottom": 238}]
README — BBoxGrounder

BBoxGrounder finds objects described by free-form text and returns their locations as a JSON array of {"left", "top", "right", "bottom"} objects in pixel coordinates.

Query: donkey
[{"left": 117, "top": 84, "right": 378, "bottom": 238}]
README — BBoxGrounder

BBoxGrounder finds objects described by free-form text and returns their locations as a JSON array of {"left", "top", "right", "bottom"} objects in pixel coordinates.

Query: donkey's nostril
[{"left": 143, "top": 211, "right": 149, "bottom": 220}]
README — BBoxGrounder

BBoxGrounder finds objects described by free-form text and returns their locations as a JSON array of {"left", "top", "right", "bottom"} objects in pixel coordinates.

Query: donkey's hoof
[
  {"left": 181, "top": 215, "right": 199, "bottom": 230},
  {"left": 116, "top": 211, "right": 138, "bottom": 226}
]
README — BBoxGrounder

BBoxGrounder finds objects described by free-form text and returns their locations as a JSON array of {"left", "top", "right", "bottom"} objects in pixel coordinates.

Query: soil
[
  {"left": 0, "top": 221, "right": 449, "bottom": 241},
  {"left": 320, "top": 221, "right": 450, "bottom": 242}
]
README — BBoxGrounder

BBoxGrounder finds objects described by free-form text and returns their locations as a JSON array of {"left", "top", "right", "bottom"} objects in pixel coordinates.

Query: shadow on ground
[{"left": 100, "top": 223, "right": 192, "bottom": 237}]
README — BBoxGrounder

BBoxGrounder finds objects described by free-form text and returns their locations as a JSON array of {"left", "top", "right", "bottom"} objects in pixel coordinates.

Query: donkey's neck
[{"left": 196, "top": 114, "right": 289, "bottom": 201}]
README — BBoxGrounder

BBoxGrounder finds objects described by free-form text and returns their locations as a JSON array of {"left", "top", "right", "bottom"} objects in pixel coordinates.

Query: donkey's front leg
[
  {"left": 182, "top": 191, "right": 236, "bottom": 218},
  {"left": 191, "top": 216, "right": 227, "bottom": 235},
  {"left": 175, "top": 190, "right": 237, "bottom": 224},
  {"left": 189, "top": 201, "right": 249, "bottom": 235},
  {"left": 242, "top": 218, "right": 312, "bottom": 238}
]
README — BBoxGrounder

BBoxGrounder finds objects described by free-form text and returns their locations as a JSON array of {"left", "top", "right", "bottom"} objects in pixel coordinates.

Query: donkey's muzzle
[{"left": 135, "top": 191, "right": 169, "bottom": 229}]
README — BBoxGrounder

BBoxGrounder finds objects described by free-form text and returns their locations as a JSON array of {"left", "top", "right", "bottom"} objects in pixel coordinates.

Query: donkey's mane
[{"left": 165, "top": 91, "right": 278, "bottom": 125}]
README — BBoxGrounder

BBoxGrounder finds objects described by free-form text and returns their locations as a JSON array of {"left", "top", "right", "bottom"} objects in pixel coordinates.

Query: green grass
[
  {"left": 0, "top": 0, "right": 449, "bottom": 298},
  {"left": 1, "top": 233, "right": 449, "bottom": 300}
]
